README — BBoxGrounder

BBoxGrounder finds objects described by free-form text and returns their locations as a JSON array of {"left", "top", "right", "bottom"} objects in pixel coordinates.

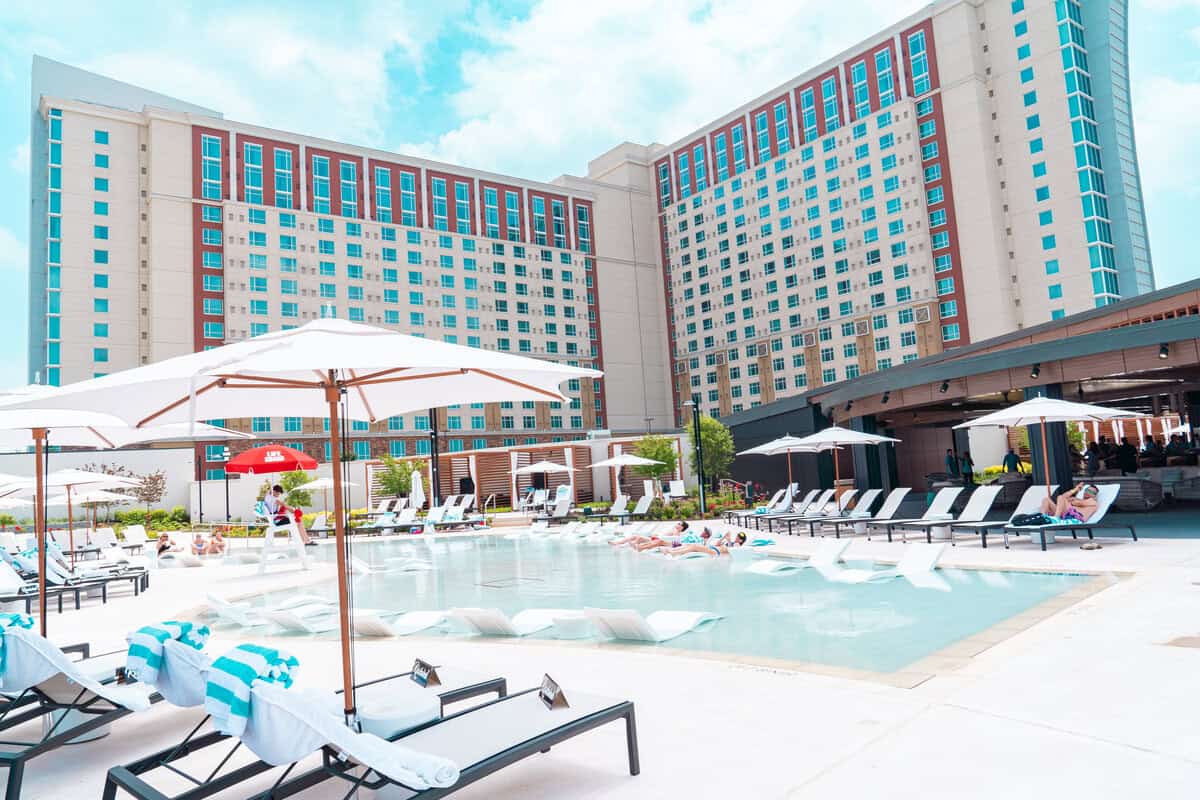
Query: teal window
[
  {"left": 1051, "top": 309, "right": 1066, "bottom": 320},
  {"left": 1022, "top": 90, "right": 1037, "bottom": 107},
  {"left": 1041, "top": 235, "right": 1056, "bottom": 250},
  {"left": 1011, "top": 0, "right": 1024, "bottom": 11},
  {"left": 202, "top": 206, "right": 221, "bottom": 222},
  {"left": 1032, "top": 162, "right": 1047, "bottom": 178},
  {"left": 1014, "top": 20, "right": 1027, "bottom": 36},
  {"left": 94, "top": 130, "right": 109, "bottom": 144},
  {"left": 1045, "top": 259, "right": 1060, "bottom": 275},
  {"left": 202, "top": 298, "right": 223, "bottom": 315},
  {"left": 1035, "top": 185, "right": 1050, "bottom": 201},
  {"left": 250, "top": 323, "right": 268, "bottom": 337},
  {"left": 1038, "top": 210, "right": 1053, "bottom": 225},
  {"left": 389, "top": 440, "right": 406, "bottom": 457},
  {"left": 1020, "top": 67, "right": 1034, "bottom": 83},
  {"left": 93, "top": 298, "right": 109, "bottom": 312},
  {"left": 93, "top": 347, "right": 109, "bottom": 362},
  {"left": 94, "top": 201, "right": 109, "bottom": 215},
  {"left": 1029, "top": 138, "right": 1043, "bottom": 154},
  {"left": 1017, "top": 44, "right": 1031, "bottom": 59},
  {"left": 1025, "top": 114, "right": 1040, "bottom": 130},
  {"left": 92, "top": 225, "right": 109, "bottom": 241},
  {"left": 281, "top": 302, "right": 298, "bottom": 318},
  {"left": 93, "top": 273, "right": 109, "bottom": 288},
  {"left": 251, "top": 417, "right": 271, "bottom": 433},
  {"left": 94, "top": 178, "right": 109, "bottom": 192},
  {"left": 250, "top": 299, "right": 268, "bottom": 315},
  {"left": 1048, "top": 284, "right": 1063, "bottom": 299},
  {"left": 94, "top": 153, "right": 109, "bottom": 168},
  {"left": 353, "top": 441, "right": 370, "bottom": 460}
]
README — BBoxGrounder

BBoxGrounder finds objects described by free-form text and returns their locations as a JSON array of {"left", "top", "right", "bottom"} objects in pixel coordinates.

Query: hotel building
[{"left": 27, "top": 0, "right": 1153, "bottom": 473}]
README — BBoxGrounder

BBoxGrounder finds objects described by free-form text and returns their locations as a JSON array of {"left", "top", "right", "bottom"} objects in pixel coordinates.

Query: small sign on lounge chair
[
  {"left": 410, "top": 658, "right": 441, "bottom": 688},
  {"left": 539, "top": 673, "right": 569, "bottom": 709}
]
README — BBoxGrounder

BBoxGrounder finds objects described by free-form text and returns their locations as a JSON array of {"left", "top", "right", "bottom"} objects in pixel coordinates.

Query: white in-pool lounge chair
[
  {"left": 892, "top": 484, "right": 1004, "bottom": 544},
  {"left": 866, "top": 486, "right": 962, "bottom": 542},
  {"left": 0, "top": 628, "right": 156, "bottom": 799},
  {"left": 744, "top": 538, "right": 852, "bottom": 575},
  {"left": 828, "top": 542, "right": 948, "bottom": 587},
  {"left": 259, "top": 605, "right": 399, "bottom": 636},
  {"left": 448, "top": 607, "right": 585, "bottom": 637},
  {"left": 1001, "top": 483, "right": 1134, "bottom": 550},
  {"left": 158, "top": 550, "right": 205, "bottom": 568},
  {"left": 204, "top": 593, "right": 333, "bottom": 627},
  {"left": 350, "top": 555, "right": 432, "bottom": 576},
  {"left": 105, "top": 642, "right": 513, "bottom": 800},
  {"left": 583, "top": 607, "right": 721, "bottom": 642}
]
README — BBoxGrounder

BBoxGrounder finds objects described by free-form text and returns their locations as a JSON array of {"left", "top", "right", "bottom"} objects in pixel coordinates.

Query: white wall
[{"left": 0, "top": 446, "right": 195, "bottom": 514}]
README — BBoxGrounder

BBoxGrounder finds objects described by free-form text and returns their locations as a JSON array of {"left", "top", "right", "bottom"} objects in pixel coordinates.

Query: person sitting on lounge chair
[
  {"left": 157, "top": 533, "right": 182, "bottom": 557},
  {"left": 671, "top": 531, "right": 747, "bottom": 557},
  {"left": 206, "top": 529, "right": 227, "bottom": 556},
  {"left": 1039, "top": 483, "right": 1100, "bottom": 523},
  {"left": 609, "top": 520, "right": 688, "bottom": 548},
  {"left": 191, "top": 533, "right": 207, "bottom": 557}
]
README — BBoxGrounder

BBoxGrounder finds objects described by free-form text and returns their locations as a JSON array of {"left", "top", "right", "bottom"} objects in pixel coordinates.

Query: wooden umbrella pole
[
  {"left": 787, "top": 450, "right": 793, "bottom": 487},
  {"left": 34, "top": 429, "right": 47, "bottom": 637},
  {"left": 325, "top": 378, "right": 356, "bottom": 722}
]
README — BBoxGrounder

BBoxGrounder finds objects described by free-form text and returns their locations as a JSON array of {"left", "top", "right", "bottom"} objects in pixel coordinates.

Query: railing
[{"left": 483, "top": 493, "right": 498, "bottom": 515}]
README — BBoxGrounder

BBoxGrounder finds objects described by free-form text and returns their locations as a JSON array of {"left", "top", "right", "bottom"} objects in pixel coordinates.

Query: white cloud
[
  {"left": 1132, "top": 76, "right": 1200, "bottom": 197},
  {"left": 393, "top": 0, "right": 926, "bottom": 179},
  {"left": 8, "top": 139, "right": 28, "bottom": 176},
  {"left": 0, "top": 225, "right": 25, "bottom": 272},
  {"left": 0, "top": 1, "right": 465, "bottom": 149}
]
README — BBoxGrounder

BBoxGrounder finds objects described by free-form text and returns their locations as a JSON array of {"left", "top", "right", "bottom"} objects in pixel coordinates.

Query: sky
[{"left": 0, "top": 0, "right": 1196, "bottom": 389}]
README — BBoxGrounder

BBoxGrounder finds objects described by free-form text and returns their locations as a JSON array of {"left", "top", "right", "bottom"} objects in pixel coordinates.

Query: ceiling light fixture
[
  {"left": 939, "top": 380, "right": 949, "bottom": 394},
  {"left": 1030, "top": 363, "right": 1041, "bottom": 379},
  {"left": 1159, "top": 343, "right": 1170, "bottom": 359},
  {"left": 881, "top": 391, "right": 890, "bottom": 404}
]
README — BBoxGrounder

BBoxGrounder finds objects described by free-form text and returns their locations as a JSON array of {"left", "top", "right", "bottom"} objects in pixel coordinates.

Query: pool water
[{"left": 264, "top": 536, "right": 1091, "bottom": 674}]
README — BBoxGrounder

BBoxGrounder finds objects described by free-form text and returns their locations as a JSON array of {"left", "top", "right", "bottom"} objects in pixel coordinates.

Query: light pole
[
  {"left": 684, "top": 399, "right": 706, "bottom": 515},
  {"left": 197, "top": 450, "right": 204, "bottom": 524},
  {"left": 643, "top": 416, "right": 653, "bottom": 433}
]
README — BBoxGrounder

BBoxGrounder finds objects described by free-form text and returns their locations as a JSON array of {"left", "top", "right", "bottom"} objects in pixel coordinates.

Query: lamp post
[
  {"left": 197, "top": 450, "right": 204, "bottom": 524},
  {"left": 428, "top": 409, "right": 441, "bottom": 509},
  {"left": 684, "top": 399, "right": 706, "bottom": 515}
]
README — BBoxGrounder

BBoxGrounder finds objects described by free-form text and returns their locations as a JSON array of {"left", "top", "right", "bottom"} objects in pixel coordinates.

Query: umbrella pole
[
  {"left": 67, "top": 486, "right": 75, "bottom": 568},
  {"left": 1039, "top": 417, "right": 1052, "bottom": 499},
  {"left": 34, "top": 428, "right": 47, "bottom": 637},
  {"left": 787, "top": 449, "right": 793, "bottom": 487},
  {"left": 325, "top": 379, "right": 356, "bottom": 723}
]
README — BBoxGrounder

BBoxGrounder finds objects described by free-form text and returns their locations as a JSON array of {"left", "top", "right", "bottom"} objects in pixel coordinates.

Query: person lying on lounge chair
[
  {"left": 637, "top": 525, "right": 710, "bottom": 553},
  {"left": 609, "top": 520, "right": 688, "bottom": 548},
  {"left": 1039, "top": 483, "right": 1100, "bottom": 523},
  {"left": 671, "top": 531, "right": 747, "bottom": 557},
  {"left": 157, "top": 533, "right": 183, "bottom": 557}
]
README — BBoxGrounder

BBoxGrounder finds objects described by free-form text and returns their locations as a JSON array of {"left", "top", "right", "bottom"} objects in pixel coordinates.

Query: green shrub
[{"left": 170, "top": 505, "right": 189, "bottom": 524}]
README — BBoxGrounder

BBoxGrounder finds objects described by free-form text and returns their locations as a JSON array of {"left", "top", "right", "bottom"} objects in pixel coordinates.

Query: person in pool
[
  {"left": 206, "top": 529, "right": 227, "bottom": 555},
  {"left": 670, "top": 531, "right": 748, "bottom": 557},
  {"left": 609, "top": 520, "right": 688, "bottom": 548},
  {"left": 191, "top": 532, "right": 207, "bottom": 557},
  {"left": 636, "top": 524, "right": 710, "bottom": 553},
  {"left": 1039, "top": 483, "right": 1100, "bottom": 523}
]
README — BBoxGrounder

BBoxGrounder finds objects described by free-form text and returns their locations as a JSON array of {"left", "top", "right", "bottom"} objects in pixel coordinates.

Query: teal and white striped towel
[
  {"left": 205, "top": 644, "right": 299, "bottom": 737},
  {"left": 0, "top": 613, "right": 34, "bottom": 673},
  {"left": 126, "top": 621, "right": 210, "bottom": 685}
]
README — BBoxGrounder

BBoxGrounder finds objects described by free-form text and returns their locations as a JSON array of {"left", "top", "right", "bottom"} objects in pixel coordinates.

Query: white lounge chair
[
  {"left": 893, "top": 484, "right": 1004, "bottom": 544},
  {"left": 583, "top": 607, "right": 721, "bottom": 642},
  {"left": 121, "top": 525, "right": 150, "bottom": 553},
  {"left": 666, "top": 480, "right": 686, "bottom": 499},
  {"left": 0, "top": 628, "right": 155, "bottom": 798},
  {"left": 828, "top": 542, "right": 948, "bottom": 587},
  {"left": 948, "top": 484, "right": 1058, "bottom": 547},
  {"left": 744, "top": 538, "right": 851, "bottom": 575},
  {"left": 108, "top": 647, "right": 632, "bottom": 800},
  {"left": 867, "top": 486, "right": 962, "bottom": 542},
  {"left": 724, "top": 487, "right": 788, "bottom": 524},
  {"left": 449, "top": 607, "right": 584, "bottom": 637},
  {"left": 600, "top": 494, "right": 628, "bottom": 521},
  {"left": 259, "top": 605, "right": 397, "bottom": 635},
  {"left": 1002, "top": 483, "right": 1134, "bottom": 550},
  {"left": 766, "top": 488, "right": 862, "bottom": 535},
  {"left": 822, "top": 487, "right": 911, "bottom": 538},
  {"left": 536, "top": 494, "right": 573, "bottom": 524}
]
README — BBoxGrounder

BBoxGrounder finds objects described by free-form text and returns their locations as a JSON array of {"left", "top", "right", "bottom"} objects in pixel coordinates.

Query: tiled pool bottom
[{"left": 262, "top": 536, "right": 1095, "bottom": 674}]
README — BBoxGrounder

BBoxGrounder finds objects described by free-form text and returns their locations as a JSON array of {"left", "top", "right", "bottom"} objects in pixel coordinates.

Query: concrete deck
[{"left": 14, "top": 522, "right": 1200, "bottom": 799}]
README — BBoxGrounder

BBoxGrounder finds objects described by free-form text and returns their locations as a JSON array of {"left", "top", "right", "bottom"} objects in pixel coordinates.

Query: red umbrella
[{"left": 225, "top": 444, "right": 317, "bottom": 475}]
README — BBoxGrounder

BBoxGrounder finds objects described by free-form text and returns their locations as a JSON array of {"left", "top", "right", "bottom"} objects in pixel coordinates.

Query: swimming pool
[{"left": 262, "top": 536, "right": 1092, "bottom": 674}]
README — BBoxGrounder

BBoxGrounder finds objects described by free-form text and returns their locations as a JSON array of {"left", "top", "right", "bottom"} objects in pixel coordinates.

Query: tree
[
  {"left": 376, "top": 456, "right": 421, "bottom": 497},
  {"left": 82, "top": 462, "right": 138, "bottom": 520},
  {"left": 256, "top": 470, "right": 313, "bottom": 507},
  {"left": 131, "top": 470, "right": 167, "bottom": 511},
  {"left": 632, "top": 435, "right": 678, "bottom": 493},
  {"left": 687, "top": 415, "right": 735, "bottom": 489}
]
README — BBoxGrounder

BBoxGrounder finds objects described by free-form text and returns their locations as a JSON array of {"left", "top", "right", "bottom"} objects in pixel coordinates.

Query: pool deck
[{"left": 18, "top": 522, "right": 1200, "bottom": 799}]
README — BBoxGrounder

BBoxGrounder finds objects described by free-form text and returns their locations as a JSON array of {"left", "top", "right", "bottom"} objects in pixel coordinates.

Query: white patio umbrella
[
  {"left": 45, "top": 488, "right": 132, "bottom": 530},
  {"left": 7, "top": 318, "right": 600, "bottom": 721},
  {"left": 297, "top": 476, "right": 359, "bottom": 518},
  {"left": 513, "top": 460, "right": 575, "bottom": 475},
  {"left": 410, "top": 470, "right": 425, "bottom": 510},
  {"left": 790, "top": 426, "right": 901, "bottom": 491},
  {"left": 736, "top": 434, "right": 824, "bottom": 487},
  {"left": 591, "top": 453, "right": 663, "bottom": 500},
  {"left": 954, "top": 396, "right": 1137, "bottom": 496}
]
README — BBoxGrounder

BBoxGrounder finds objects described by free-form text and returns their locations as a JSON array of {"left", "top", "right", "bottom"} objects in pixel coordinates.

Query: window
[
  {"left": 311, "top": 155, "right": 331, "bottom": 213},
  {"left": 339, "top": 160, "right": 359, "bottom": 218},
  {"left": 941, "top": 323, "right": 961, "bottom": 342},
  {"left": 243, "top": 143, "right": 263, "bottom": 204},
  {"left": 908, "top": 30, "right": 931, "bottom": 95},
  {"left": 93, "top": 348, "right": 109, "bottom": 363},
  {"left": 1048, "top": 284, "right": 1063, "bottom": 300}
]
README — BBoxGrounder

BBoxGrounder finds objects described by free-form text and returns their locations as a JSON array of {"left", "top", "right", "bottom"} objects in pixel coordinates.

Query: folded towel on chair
[
  {"left": 205, "top": 643, "right": 299, "bottom": 736},
  {"left": 0, "top": 612, "right": 34, "bottom": 673},
  {"left": 126, "top": 621, "right": 210, "bottom": 684}
]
